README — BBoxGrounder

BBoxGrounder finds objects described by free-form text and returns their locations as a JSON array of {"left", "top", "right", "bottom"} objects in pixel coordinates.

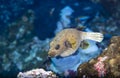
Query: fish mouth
[{"left": 48, "top": 51, "right": 57, "bottom": 57}]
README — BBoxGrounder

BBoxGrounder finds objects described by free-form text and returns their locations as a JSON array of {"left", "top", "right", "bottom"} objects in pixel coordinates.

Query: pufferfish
[{"left": 48, "top": 28, "right": 103, "bottom": 57}]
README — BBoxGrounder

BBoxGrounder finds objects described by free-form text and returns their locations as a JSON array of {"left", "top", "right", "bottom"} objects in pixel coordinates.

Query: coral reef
[
  {"left": 0, "top": 9, "right": 50, "bottom": 78},
  {"left": 77, "top": 36, "right": 120, "bottom": 78},
  {"left": 0, "top": 0, "right": 120, "bottom": 78},
  {"left": 89, "top": 0, "right": 120, "bottom": 36},
  {"left": 17, "top": 68, "right": 57, "bottom": 78},
  {"left": 0, "top": 0, "right": 35, "bottom": 34},
  {"left": 55, "top": 6, "right": 74, "bottom": 34}
]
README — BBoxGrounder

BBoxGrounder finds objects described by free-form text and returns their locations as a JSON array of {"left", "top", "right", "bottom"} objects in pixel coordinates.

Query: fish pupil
[{"left": 55, "top": 44, "right": 60, "bottom": 50}]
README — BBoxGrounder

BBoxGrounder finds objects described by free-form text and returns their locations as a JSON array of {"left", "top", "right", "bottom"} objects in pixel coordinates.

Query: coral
[
  {"left": 79, "top": 40, "right": 101, "bottom": 63},
  {"left": 0, "top": 0, "right": 35, "bottom": 34},
  {"left": 94, "top": 56, "right": 108, "bottom": 77},
  {"left": 60, "top": 6, "right": 74, "bottom": 28},
  {"left": 1, "top": 0, "right": 120, "bottom": 78},
  {"left": 55, "top": 6, "right": 74, "bottom": 34},
  {"left": 0, "top": 9, "right": 51, "bottom": 78},
  {"left": 50, "top": 50, "right": 81, "bottom": 74},
  {"left": 77, "top": 36, "right": 120, "bottom": 78},
  {"left": 17, "top": 68, "right": 57, "bottom": 78}
]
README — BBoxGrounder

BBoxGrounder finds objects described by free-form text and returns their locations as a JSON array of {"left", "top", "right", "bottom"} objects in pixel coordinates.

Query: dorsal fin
[{"left": 76, "top": 25, "right": 86, "bottom": 31}]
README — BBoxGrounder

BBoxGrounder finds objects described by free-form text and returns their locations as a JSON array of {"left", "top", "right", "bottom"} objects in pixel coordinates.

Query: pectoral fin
[{"left": 80, "top": 40, "right": 89, "bottom": 49}]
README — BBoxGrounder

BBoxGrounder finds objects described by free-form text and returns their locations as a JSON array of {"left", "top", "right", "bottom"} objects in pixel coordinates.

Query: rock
[
  {"left": 17, "top": 68, "right": 57, "bottom": 78},
  {"left": 77, "top": 36, "right": 120, "bottom": 78}
]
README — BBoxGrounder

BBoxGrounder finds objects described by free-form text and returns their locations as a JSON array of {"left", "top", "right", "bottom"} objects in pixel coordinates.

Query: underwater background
[{"left": 0, "top": 0, "right": 120, "bottom": 78}]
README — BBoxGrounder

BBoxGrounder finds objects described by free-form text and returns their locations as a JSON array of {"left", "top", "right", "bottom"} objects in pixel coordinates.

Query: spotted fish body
[{"left": 48, "top": 28, "right": 103, "bottom": 57}]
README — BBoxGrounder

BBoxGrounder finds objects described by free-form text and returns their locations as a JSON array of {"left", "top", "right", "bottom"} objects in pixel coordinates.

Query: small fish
[
  {"left": 48, "top": 28, "right": 103, "bottom": 57},
  {"left": 50, "top": 8, "right": 55, "bottom": 16}
]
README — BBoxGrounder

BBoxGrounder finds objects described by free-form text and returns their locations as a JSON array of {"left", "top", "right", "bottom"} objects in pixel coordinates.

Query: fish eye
[{"left": 55, "top": 44, "right": 60, "bottom": 50}]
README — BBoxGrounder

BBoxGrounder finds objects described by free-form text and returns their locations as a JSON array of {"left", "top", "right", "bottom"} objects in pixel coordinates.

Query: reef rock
[
  {"left": 17, "top": 68, "right": 57, "bottom": 78},
  {"left": 77, "top": 36, "right": 120, "bottom": 78}
]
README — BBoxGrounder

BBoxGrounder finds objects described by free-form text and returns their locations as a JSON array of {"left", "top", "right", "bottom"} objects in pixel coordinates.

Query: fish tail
[{"left": 82, "top": 32, "right": 104, "bottom": 42}]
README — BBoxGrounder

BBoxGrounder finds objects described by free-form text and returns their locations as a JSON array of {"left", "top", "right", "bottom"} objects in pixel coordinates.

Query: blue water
[
  {"left": 0, "top": 0, "right": 105, "bottom": 39},
  {"left": 0, "top": 0, "right": 112, "bottom": 78}
]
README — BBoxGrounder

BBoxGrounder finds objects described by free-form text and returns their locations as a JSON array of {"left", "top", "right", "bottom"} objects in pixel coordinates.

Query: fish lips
[{"left": 48, "top": 50, "right": 58, "bottom": 57}]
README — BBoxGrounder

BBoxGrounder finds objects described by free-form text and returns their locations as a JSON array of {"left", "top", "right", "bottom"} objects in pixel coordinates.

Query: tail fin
[{"left": 82, "top": 32, "right": 104, "bottom": 42}]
